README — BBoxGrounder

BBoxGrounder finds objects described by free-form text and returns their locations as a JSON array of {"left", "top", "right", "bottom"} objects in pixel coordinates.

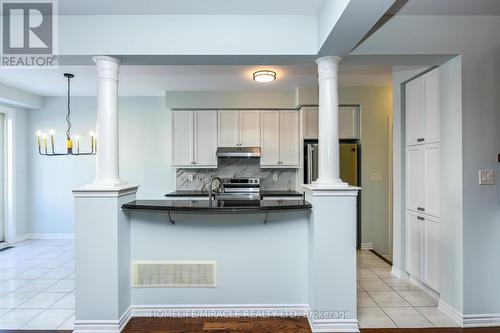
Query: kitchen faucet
[{"left": 208, "top": 177, "right": 223, "bottom": 207}]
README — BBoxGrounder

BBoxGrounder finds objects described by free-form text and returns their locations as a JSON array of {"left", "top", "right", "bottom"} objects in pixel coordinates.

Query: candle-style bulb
[
  {"left": 49, "top": 129, "right": 55, "bottom": 135},
  {"left": 36, "top": 130, "right": 42, "bottom": 137}
]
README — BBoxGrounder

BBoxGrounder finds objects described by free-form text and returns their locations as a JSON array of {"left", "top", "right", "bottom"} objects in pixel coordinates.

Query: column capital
[
  {"left": 316, "top": 56, "right": 342, "bottom": 80},
  {"left": 93, "top": 56, "right": 121, "bottom": 81}
]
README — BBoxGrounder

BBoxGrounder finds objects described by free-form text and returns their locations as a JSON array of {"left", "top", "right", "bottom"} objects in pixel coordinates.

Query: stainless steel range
[{"left": 220, "top": 177, "right": 260, "bottom": 200}]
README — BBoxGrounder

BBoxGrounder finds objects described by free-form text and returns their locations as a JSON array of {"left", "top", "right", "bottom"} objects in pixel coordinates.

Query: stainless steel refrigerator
[
  {"left": 304, "top": 141, "right": 360, "bottom": 186},
  {"left": 304, "top": 141, "right": 361, "bottom": 248}
]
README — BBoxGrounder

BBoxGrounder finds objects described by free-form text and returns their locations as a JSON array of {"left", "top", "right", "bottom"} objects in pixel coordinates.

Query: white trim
[
  {"left": 73, "top": 185, "right": 139, "bottom": 198},
  {"left": 463, "top": 313, "right": 500, "bottom": 328},
  {"left": 438, "top": 300, "right": 463, "bottom": 327},
  {"left": 26, "top": 233, "right": 75, "bottom": 240},
  {"left": 408, "top": 276, "right": 439, "bottom": 299},
  {"left": 302, "top": 184, "right": 361, "bottom": 197},
  {"left": 0, "top": 105, "right": 15, "bottom": 244},
  {"left": 390, "top": 266, "right": 408, "bottom": 279},
  {"left": 360, "top": 243, "right": 373, "bottom": 250},
  {"left": 308, "top": 317, "right": 359, "bottom": 333},
  {"left": 74, "top": 306, "right": 131, "bottom": 333}
]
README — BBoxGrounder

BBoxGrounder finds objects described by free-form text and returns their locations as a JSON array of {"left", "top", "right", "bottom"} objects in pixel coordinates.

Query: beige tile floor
[
  {"left": 0, "top": 240, "right": 75, "bottom": 329},
  {"left": 357, "top": 250, "right": 458, "bottom": 328}
]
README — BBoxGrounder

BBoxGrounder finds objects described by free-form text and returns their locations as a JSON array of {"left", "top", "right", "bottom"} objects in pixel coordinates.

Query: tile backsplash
[{"left": 176, "top": 158, "right": 297, "bottom": 191}]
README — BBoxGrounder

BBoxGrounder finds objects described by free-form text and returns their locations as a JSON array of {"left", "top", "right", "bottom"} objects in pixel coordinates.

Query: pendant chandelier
[{"left": 37, "top": 73, "right": 96, "bottom": 156}]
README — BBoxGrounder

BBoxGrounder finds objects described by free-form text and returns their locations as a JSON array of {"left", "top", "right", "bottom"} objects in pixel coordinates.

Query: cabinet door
[
  {"left": 406, "top": 78, "right": 425, "bottom": 145},
  {"left": 303, "top": 107, "right": 318, "bottom": 139},
  {"left": 424, "top": 70, "right": 440, "bottom": 144},
  {"left": 239, "top": 110, "right": 261, "bottom": 147},
  {"left": 339, "top": 106, "right": 359, "bottom": 139},
  {"left": 406, "top": 147, "right": 425, "bottom": 212},
  {"left": 171, "top": 111, "right": 194, "bottom": 166},
  {"left": 279, "top": 111, "right": 300, "bottom": 166},
  {"left": 260, "top": 111, "right": 280, "bottom": 166},
  {"left": 218, "top": 110, "right": 239, "bottom": 146},
  {"left": 194, "top": 111, "right": 218, "bottom": 167},
  {"left": 423, "top": 217, "right": 440, "bottom": 291},
  {"left": 406, "top": 212, "right": 422, "bottom": 279},
  {"left": 424, "top": 145, "right": 440, "bottom": 217}
]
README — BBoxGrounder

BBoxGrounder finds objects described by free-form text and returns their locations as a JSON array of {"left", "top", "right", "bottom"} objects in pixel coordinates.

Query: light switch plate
[{"left": 479, "top": 170, "right": 495, "bottom": 185}]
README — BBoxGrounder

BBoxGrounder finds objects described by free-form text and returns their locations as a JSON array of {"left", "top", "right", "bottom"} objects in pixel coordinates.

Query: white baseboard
[
  {"left": 308, "top": 317, "right": 359, "bottom": 333},
  {"left": 408, "top": 276, "right": 439, "bottom": 299},
  {"left": 360, "top": 243, "right": 373, "bottom": 250},
  {"left": 131, "top": 303, "right": 309, "bottom": 318},
  {"left": 390, "top": 266, "right": 408, "bottom": 279},
  {"left": 74, "top": 307, "right": 131, "bottom": 333},
  {"left": 25, "top": 233, "right": 75, "bottom": 240},
  {"left": 438, "top": 300, "right": 463, "bottom": 327},
  {"left": 463, "top": 313, "right": 500, "bottom": 327}
]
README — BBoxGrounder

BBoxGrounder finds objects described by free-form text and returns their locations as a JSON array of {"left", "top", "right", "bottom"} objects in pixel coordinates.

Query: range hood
[{"left": 216, "top": 147, "right": 261, "bottom": 158}]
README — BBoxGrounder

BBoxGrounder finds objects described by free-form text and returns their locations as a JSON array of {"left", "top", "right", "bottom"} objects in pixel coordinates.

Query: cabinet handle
[
  {"left": 417, "top": 216, "right": 425, "bottom": 221},
  {"left": 417, "top": 207, "right": 425, "bottom": 212},
  {"left": 417, "top": 138, "right": 425, "bottom": 143}
]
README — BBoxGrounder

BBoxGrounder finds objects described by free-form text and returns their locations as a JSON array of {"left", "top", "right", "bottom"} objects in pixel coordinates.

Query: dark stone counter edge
[
  {"left": 122, "top": 202, "right": 312, "bottom": 214},
  {"left": 165, "top": 190, "right": 304, "bottom": 197}
]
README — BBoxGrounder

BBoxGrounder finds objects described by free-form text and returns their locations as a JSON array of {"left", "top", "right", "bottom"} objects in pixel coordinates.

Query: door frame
[{"left": 0, "top": 105, "right": 16, "bottom": 244}]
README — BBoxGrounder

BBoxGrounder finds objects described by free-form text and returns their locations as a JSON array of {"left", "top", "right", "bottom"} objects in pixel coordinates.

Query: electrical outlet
[
  {"left": 479, "top": 170, "right": 495, "bottom": 185},
  {"left": 188, "top": 174, "right": 194, "bottom": 182}
]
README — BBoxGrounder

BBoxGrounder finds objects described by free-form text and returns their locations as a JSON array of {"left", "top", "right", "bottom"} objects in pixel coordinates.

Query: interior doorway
[{"left": 0, "top": 112, "right": 5, "bottom": 246}]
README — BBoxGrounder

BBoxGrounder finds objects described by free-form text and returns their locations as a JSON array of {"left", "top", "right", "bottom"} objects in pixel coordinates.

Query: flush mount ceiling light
[{"left": 253, "top": 70, "right": 277, "bottom": 83}]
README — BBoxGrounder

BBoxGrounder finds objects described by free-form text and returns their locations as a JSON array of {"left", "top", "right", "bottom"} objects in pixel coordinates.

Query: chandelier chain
[{"left": 65, "top": 74, "right": 71, "bottom": 140}]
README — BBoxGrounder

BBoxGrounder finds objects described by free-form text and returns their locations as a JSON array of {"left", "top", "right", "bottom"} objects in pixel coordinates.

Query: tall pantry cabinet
[{"left": 405, "top": 68, "right": 440, "bottom": 292}]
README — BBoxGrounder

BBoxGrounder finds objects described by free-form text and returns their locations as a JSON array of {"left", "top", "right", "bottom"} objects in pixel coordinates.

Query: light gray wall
[
  {"left": 27, "top": 97, "right": 175, "bottom": 234},
  {"left": 14, "top": 107, "right": 29, "bottom": 238},
  {"left": 354, "top": 15, "right": 500, "bottom": 315}
]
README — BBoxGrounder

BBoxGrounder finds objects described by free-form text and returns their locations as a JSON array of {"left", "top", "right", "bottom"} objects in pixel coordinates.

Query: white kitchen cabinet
[
  {"left": 423, "top": 216, "right": 440, "bottom": 291},
  {"left": 279, "top": 111, "right": 300, "bottom": 166},
  {"left": 239, "top": 111, "right": 261, "bottom": 147},
  {"left": 424, "top": 144, "right": 440, "bottom": 218},
  {"left": 260, "top": 111, "right": 280, "bottom": 166},
  {"left": 406, "top": 68, "right": 440, "bottom": 145},
  {"left": 406, "top": 211, "right": 440, "bottom": 292},
  {"left": 171, "top": 110, "right": 217, "bottom": 168},
  {"left": 171, "top": 111, "right": 193, "bottom": 166},
  {"left": 406, "top": 211, "right": 422, "bottom": 279},
  {"left": 302, "top": 107, "right": 319, "bottom": 139},
  {"left": 218, "top": 110, "right": 260, "bottom": 147},
  {"left": 301, "top": 106, "right": 359, "bottom": 140},
  {"left": 406, "top": 145, "right": 440, "bottom": 218},
  {"left": 261, "top": 110, "right": 300, "bottom": 168},
  {"left": 218, "top": 110, "right": 239, "bottom": 146},
  {"left": 339, "top": 106, "right": 360, "bottom": 139}
]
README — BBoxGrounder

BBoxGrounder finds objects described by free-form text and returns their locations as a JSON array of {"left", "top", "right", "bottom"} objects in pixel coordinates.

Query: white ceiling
[
  {"left": 0, "top": 65, "right": 392, "bottom": 97},
  {"left": 390, "top": 0, "right": 500, "bottom": 15},
  {"left": 58, "top": 0, "right": 325, "bottom": 15}
]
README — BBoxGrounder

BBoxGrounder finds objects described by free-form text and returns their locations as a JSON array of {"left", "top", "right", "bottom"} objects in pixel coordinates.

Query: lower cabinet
[{"left": 406, "top": 210, "right": 440, "bottom": 292}]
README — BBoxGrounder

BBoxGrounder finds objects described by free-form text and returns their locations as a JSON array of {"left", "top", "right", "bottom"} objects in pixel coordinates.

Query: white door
[
  {"left": 218, "top": 110, "right": 239, "bottom": 146},
  {"left": 339, "top": 106, "right": 359, "bottom": 139},
  {"left": 171, "top": 111, "right": 194, "bottom": 166},
  {"left": 406, "top": 212, "right": 422, "bottom": 279},
  {"left": 423, "top": 217, "right": 440, "bottom": 291},
  {"left": 303, "top": 107, "right": 318, "bottom": 139},
  {"left": 239, "top": 110, "right": 260, "bottom": 147},
  {"left": 424, "top": 144, "right": 440, "bottom": 217},
  {"left": 260, "top": 111, "right": 280, "bottom": 166},
  {"left": 406, "top": 78, "right": 424, "bottom": 145},
  {"left": 424, "top": 70, "right": 440, "bottom": 144},
  {"left": 406, "top": 147, "right": 425, "bottom": 212},
  {"left": 194, "top": 111, "right": 217, "bottom": 167},
  {"left": 279, "top": 111, "right": 300, "bottom": 166}
]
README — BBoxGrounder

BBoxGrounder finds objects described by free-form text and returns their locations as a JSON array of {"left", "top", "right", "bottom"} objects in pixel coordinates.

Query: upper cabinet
[
  {"left": 261, "top": 110, "right": 300, "bottom": 168},
  {"left": 171, "top": 110, "right": 218, "bottom": 168},
  {"left": 302, "top": 106, "right": 360, "bottom": 140},
  {"left": 406, "top": 68, "right": 440, "bottom": 145},
  {"left": 218, "top": 110, "right": 260, "bottom": 147}
]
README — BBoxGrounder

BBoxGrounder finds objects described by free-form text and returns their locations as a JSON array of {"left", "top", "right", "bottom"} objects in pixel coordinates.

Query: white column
[
  {"left": 315, "top": 56, "right": 347, "bottom": 188},
  {"left": 93, "top": 56, "right": 124, "bottom": 187}
]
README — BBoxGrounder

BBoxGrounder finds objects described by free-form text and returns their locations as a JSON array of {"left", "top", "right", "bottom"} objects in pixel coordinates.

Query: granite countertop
[
  {"left": 122, "top": 199, "right": 311, "bottom": 214},
  {"left": 165, "top": 190, "right": 303, "bottom": 197}
]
